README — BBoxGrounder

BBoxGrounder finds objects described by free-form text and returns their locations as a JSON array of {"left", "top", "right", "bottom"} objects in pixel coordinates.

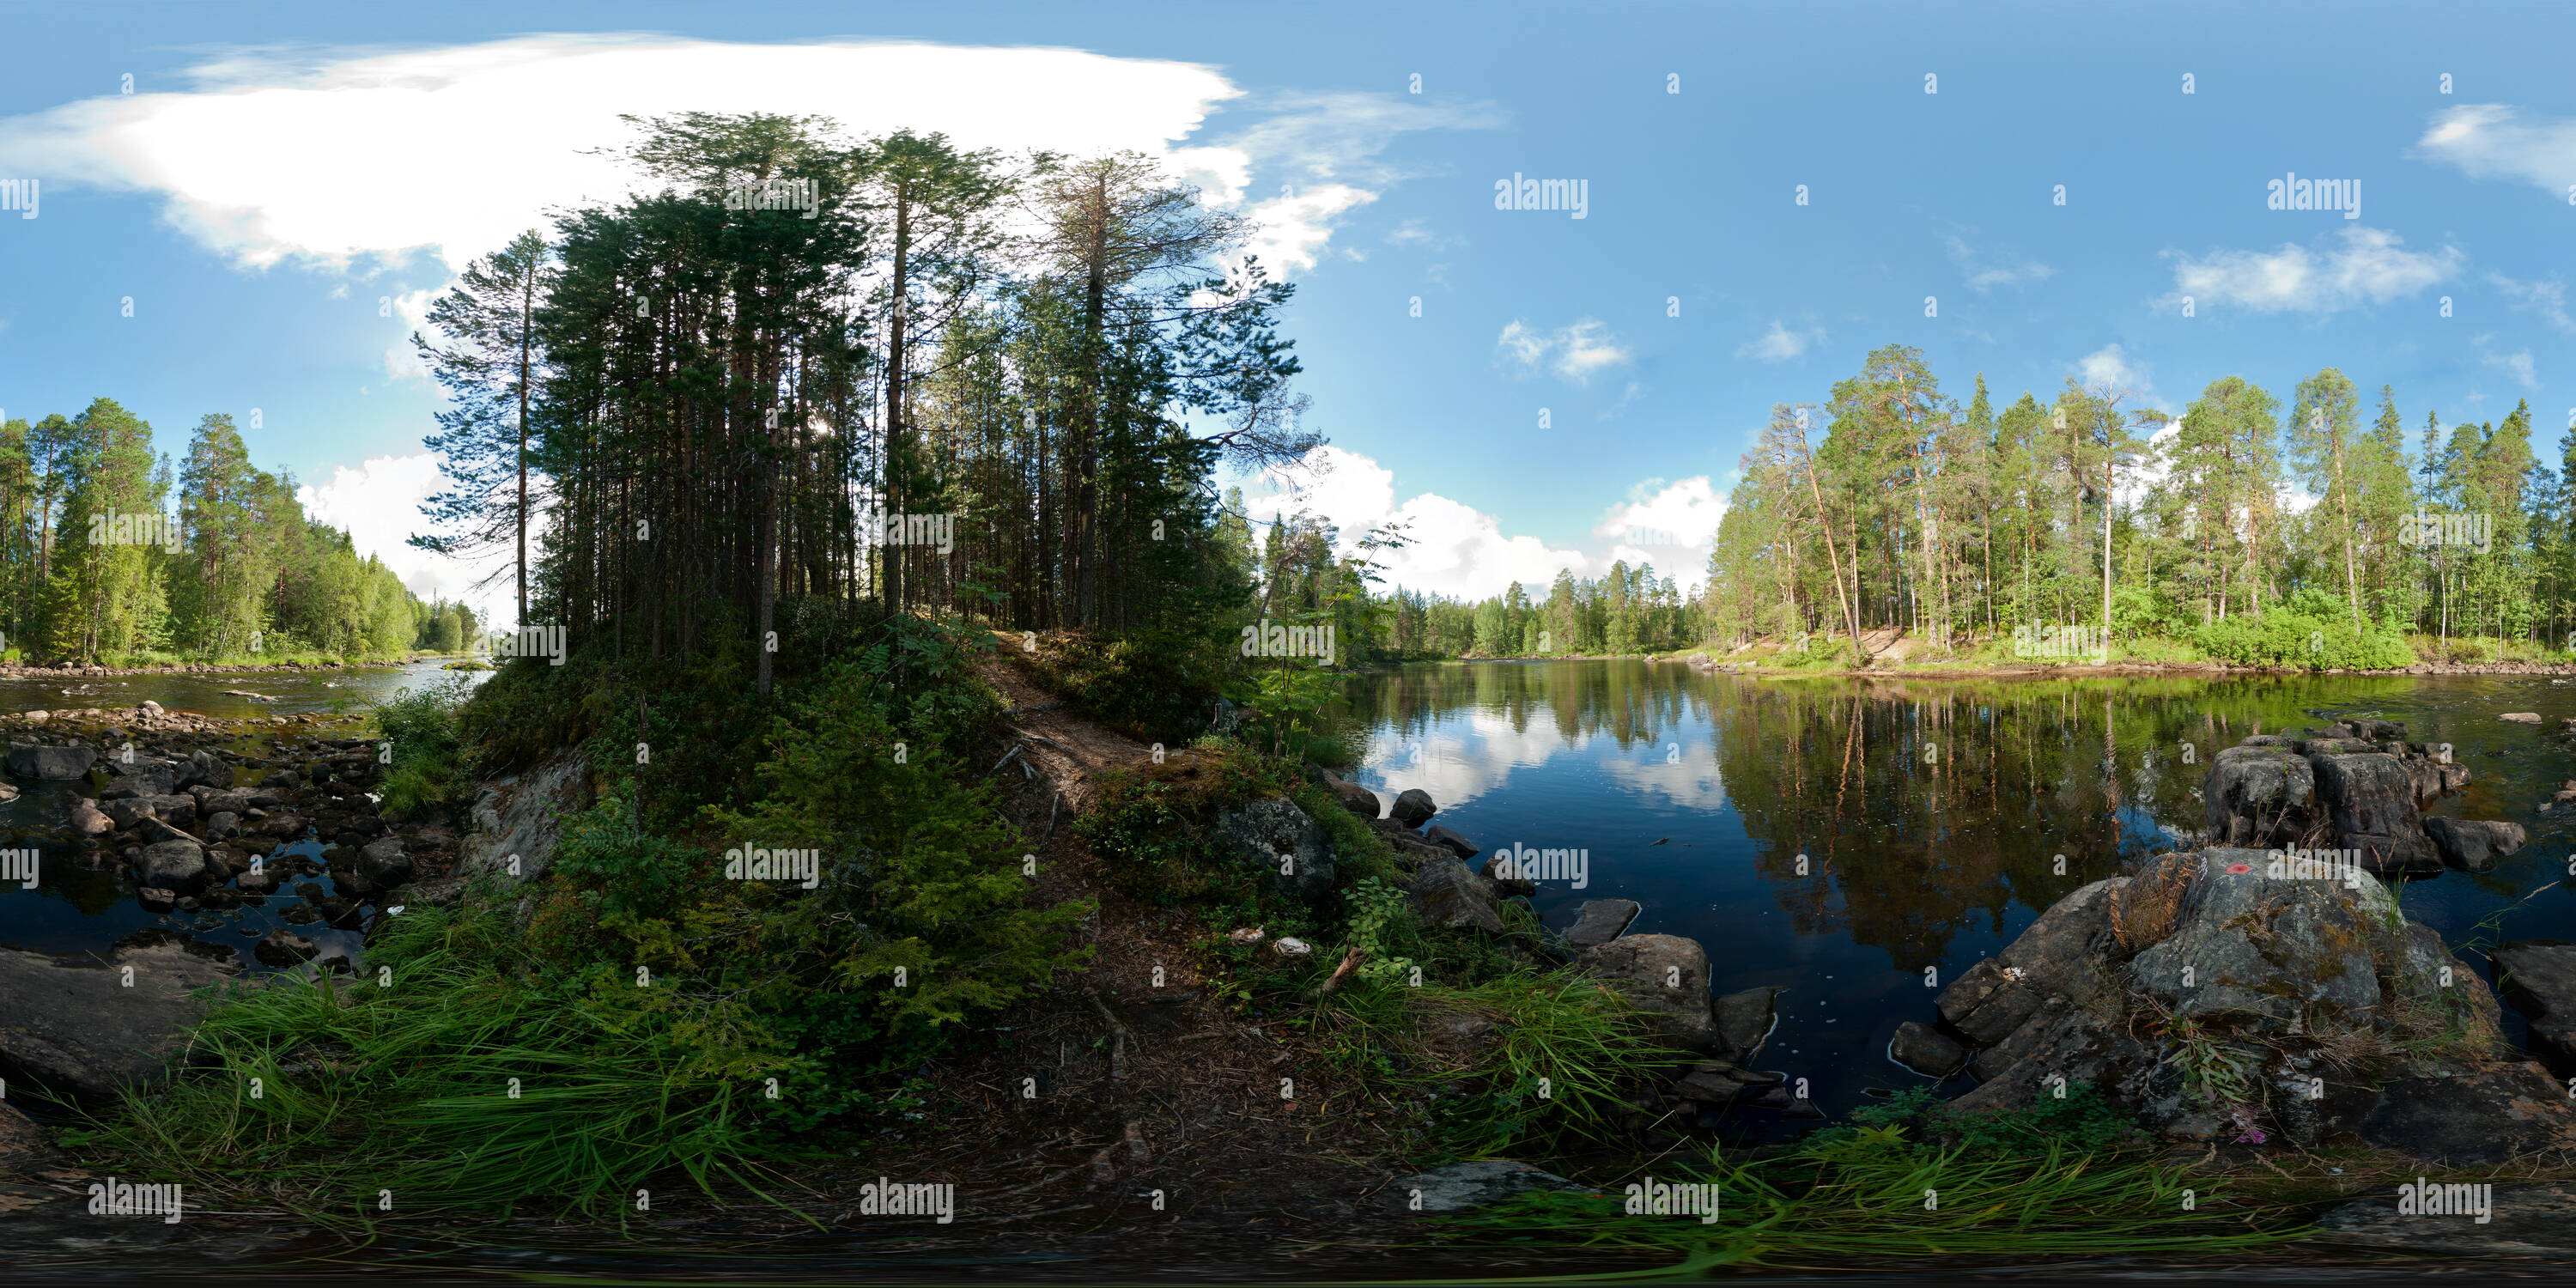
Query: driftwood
[{"left": 1309, "top": 945, "right": 1369, "bottom": 999}]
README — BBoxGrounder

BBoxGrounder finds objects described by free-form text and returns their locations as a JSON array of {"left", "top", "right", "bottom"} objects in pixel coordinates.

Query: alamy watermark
[
  {"left": 2267, "top": 171, "right": 2360, "bottom": 220},
  {"left": 88, "top": 1176, "right": 182, "bottom": 1224},
  {"left": 856, "top": 1177, "right": 954, "bottom": 1223},
  {"left": 0, "top": 178, "right": 35, "bottom": 219},
  {"left": 2265, "top": 847, "right": 2363, "bottom": 890},
  {"left": 1241, "top": 618, "right": 1335, "bottom": 666},
  {"left": 861, "top": 509, "right": 957, "bottom": 554},
  {"left": 477, "top": 623, "right": 567, "bottom": 665},
  {"left": 1488, "top": 842, "right": 1589, "bottom": 889},
  {"left": 2395, "top": 1177, "right": 2492, "bottom": 1224},
  {"left": 88, "top": 507, "right": 180, "bottom": 552},
  {"left": 725, "top": 177, "right": 820, "bottom": 219},
  {"left": 1493, "top": 173, "right": 1589, "bottom": 219},
  {"left": 725, "top": 844, "right": 819, "bottom": 889},
  {"left": 2397, "top": 509, "right": 2492, "bottom": 553},
  {"left": 2012, "top": 623, "right": 2103, "bottom": 659},
  {"left": 2, "top": 848, "right": 34, "bottom": 890},
  {"left": 1624, "top": 1176, "right": 1719, "bottom": 1223}
]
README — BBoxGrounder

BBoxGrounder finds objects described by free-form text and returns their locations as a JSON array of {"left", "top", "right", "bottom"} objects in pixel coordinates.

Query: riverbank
[{"left": 0, "top": 654, "right": 440, "bottom": 680}]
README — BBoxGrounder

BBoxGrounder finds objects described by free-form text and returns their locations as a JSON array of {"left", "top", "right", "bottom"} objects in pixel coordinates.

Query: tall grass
[
  {"left": 1438, "top": 1128, "right": 2305, "bottom": 1267},
  {"left": 64, "top": 899, "right": 800, "bottom": 1223}
]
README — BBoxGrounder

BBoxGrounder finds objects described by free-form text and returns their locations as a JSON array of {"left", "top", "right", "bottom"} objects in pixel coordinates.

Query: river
[{"left": 1336, "top": 659, "right": 2575, "bottom": 1113}]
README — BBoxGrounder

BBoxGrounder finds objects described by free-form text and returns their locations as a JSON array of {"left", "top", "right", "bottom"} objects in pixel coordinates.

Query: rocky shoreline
[{"left": 0, "top": 656, "right": 431, "bottom": 680}]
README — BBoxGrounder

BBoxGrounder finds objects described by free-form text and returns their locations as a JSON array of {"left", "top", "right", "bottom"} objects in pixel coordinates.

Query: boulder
[
  {"left": 2202, "top": 744, "right": 2314, "bottom": 846},
  {"left": 188, "top": 748, "right": 234, "bottom": 790},
  {"left": 2311, "top": 753, "right": 2439, "bottom": 875},
  {"left": 1388, "top": 787, "right": 1438, "bottom": 829},
  {"left": 1710, "top": 986, "right": 1783, "bottom": 1064},
  {"left": 2129, "top": 851, "right": 2404, "bottom": 1033},
  {"left": 1560, "top": 898, "right": 1640, "bottom": 951},
  {"left": 0, "top": 939, "right": 240, "bottom": 1108},
  {"left": 1421, "top": 824, "right": 1480, "bottom": 860},
  {"left": 1578, "top": 933, "right": 1718, "bottom": 1052},
  {"left": 1408, "top": 857, "right": 1504, "bottom": 933},
  {"left": 2494, "top": 942, "right": 2576, "bottom": 1078},
  {"left": 130, "top": 840, "right": 210, "bottom": 895},
  {"left": 136, "top": 887, "right": 176, "bottom": 914},
  {"left": 356, "top": 835, "right": 413, "bottom": 888},
  {"left": 1212, "top": 799, "right": 1336, "bottom": 902},
  {"left": 1889, "top": 1020, "right": 1966, "bottom": 1078},
  {"left": 2501, "top": 712, "right": 2543, "bottom": 724},
  {"left": 1477, "top": 853, "right": 1536, "bottom": 896},
  {"left": 68, "top": 799, "right": 112, "bottom": 835},
  {"left": 203, "top": 811, "right": 240, "bottom": 841},
  {"left": 1379, "top": 1160, "right": 1582, "bottom": 1214},
  {"left": 253, "top": 928, "right": 319, "bottom": 968},
  {"left": 456, "top": 747, "right": 590, "bottom": 885},
  {"left": 6, "top": 743, "right": 95, "bottom": 780},
  {"left": 2425, "top": 817, "right": 2526, "bottom": 873},
  {"left": 1319, "top": 773, "right": 1380, "bottom": 821}
]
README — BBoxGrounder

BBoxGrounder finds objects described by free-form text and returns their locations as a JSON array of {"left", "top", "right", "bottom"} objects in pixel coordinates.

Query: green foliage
[
  {"left": 1020, "top": 627, "right": 1223, "bottom": 744},
  {"left": 374, "top": 675, "right": 476, "bottom": 816},
  {"left": 1074, "top": 741, "right": 1296, "bottom": 904},
  {"left": 1844, "top": 1080, "right": 2149, "bottom": 1158},
  {"left": 2191, "top": 588, "right": 2415, "bottom": 670}
]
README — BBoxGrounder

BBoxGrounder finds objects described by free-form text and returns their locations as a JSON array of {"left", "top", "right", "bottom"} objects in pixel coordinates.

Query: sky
[{"left": 1, "top": 1, "right": 2572, "bottom": 624}]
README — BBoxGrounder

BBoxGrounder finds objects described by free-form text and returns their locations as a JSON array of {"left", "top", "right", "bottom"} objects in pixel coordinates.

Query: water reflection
[{"left": 1340, "top": 661, "right": 2576, "bottom": 1104}]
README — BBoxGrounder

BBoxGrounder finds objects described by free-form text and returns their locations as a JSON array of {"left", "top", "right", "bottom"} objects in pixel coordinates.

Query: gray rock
[
  {"left": 457, "top": 748, "right": 590, "bottom": 886},
  {"left": 2318, "top": 1182, "right": 2576, "bottom": 1257},
  {"left": 189, "top": 748, "right": 234, "bottom": 790},
  {"left": 2203, "top": 744, "right": 2314, "bottom": 846},
  {"left": 6, "top": 743, "right": 96, "bottom": 781},
  {"left": 2129, "top": 854, "right": 2403, "bottom": 1033},
  {"left": 357, "top": 835, "right": 413, "bottom": 888},
  {"left": 1936, "top": 957, "right": 2045, "bottom": 1047},
  {"left": 69, "top": 798, "right": 112, "bottom": 835},
  {"left": 2425, "top": 817, "right": 2526, "bottom": 873},
  {"left": 1317, "top": 771, "right": 1379, "bottom": 821},
  {"left": 136, "top": 887, "right": 176, "bottom": 914},
  {"left": 2494, "top": 942, "right": 2576, "bottom": 1078},
  {"left": 1889, "top": 1020, "right": 1966, "bottom": 1078},
  {"left": 1381, "top": 1160, "right": 1582, "bottom": 1214},
  {"left": 0, "top": 939, "right": 241, "bottom": 1108},
  {"left": 1561, "top": 898, "right": 1640, "bottom": 950},
  {"left": 2312, "top": 752, "right": 2439, "bottom": 875},
  {"left": 2351, "top": 1062, "right": 2576, "bottom": 1164},
  {"left": 131, "top": 840, "right": 210, "bottom": 894},
  {"left": 204, "top": 811, "right": 240, "bottom": 841},
  {"left": 1711, "top": 986, "right": 1783, "bottom": 1064},
  {"left": 1476, "top": 853, "right": 1536, "bottom": 896},
  {"left": 1389, "top": 787, "right": 1437, "bottom": 829},
  {"left": 2000, "top": 876, "right": 2130, "bottom": 1006},
  {"left": 1212, "top": 798, "right": 1336, "bottom": 902},
  {"left": 1421, "top": 824, "right": 1480, "bottom": 860},
  {"left": 253, "top": 928, "right": 318, "bottom": 968},
  {"left": 1408, "top": 857, "right": 1504, "bottom": 933},
  {"left": 1578, "top": 933, "right": 1718, "bottom": 1052}
]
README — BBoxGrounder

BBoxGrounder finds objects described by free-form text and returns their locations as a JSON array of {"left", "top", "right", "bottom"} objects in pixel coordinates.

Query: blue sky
[{"left": 2, "top": 1, "right": 2572, "bottom": 620}]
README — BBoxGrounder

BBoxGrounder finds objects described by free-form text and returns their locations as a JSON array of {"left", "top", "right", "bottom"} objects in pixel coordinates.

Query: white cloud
[
  {"left": 1947, "top": 235, "right": 2054, "bottom": 293},
  {"left": 1735, "top": 319, "right": 1822, "bottom": 363},
  {"left": 1385, "top": 218, "right": 1462, "bottom": 251},
  {"left": 1242, "top": 446, "right": 1586, "bottom": 599},
  {"left": 2414, "top": 103, "right": 2576, "bottom": 196},
  {"left": 2483, "top": 346, "right": 2539, "bottom": 389},
  {"left": 2490, "top": 273, "right": 2574, "bottom": 331},
  {"left": 2166, "top": 226, "right": 2461, "bottom": 313},
  {"left": 1592, "top": 476, "right": 1726, "bottom": 580},
  {"left": 296, "top": 453, "right": 515, "bottom": 623},
  {"left": 2076, "top": 343, "right": 2153, "bottom": 398},
  {"left": 0, "top": 36, "right": 1485, "bottom": 279},
  {"left": 382, "top": 289, "right": 435, "bottom": 381},
  {"left": 1496, "top": 318, "right": 1631, "bottom": 383}
]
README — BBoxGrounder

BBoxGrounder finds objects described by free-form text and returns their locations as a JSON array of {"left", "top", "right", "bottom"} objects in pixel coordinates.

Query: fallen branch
[
  {"left": 1308, "top": 945, "right": 1368, "bottom": 1000},
  {"left": 987, "top": 744, "right": 1024, "bottom": 778},
  {"left": 1085, "top": 988, "right": 1133, "bottom": 1080}
]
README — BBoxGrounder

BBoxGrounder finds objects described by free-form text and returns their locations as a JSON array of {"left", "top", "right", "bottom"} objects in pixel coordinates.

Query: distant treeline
[{"left": 0, "top": 398, "right": 439, "bottom": 663}]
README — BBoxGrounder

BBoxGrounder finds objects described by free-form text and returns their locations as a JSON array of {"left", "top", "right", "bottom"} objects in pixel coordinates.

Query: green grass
[
  {"left": 63, "top": 898, "right": 801, "bottom": 1224},
  {"left": 1435, "top": 1121, "right": 2306, "bottom": 1267}
]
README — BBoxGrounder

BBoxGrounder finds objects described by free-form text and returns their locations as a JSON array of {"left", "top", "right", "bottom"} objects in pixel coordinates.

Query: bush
[
  {"left": 1021, "top": 627, "right": 1224, "bottom": 744},
  {"left": 1074, "top": 741, "right": 1299, "bottom": 904},
  {"left": 2192, "top": 591, "right": 2415, "bottom": 670},
  {"left": 374, "top": 674, "right": 477, "bottom": 816}
]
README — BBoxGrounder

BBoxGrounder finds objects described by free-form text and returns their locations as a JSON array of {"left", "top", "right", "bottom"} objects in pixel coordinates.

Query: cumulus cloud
[
  {"left": 1735, "top": 319, "right": 1822, "bottom": 363},
  {"left": 382, "top": 289, "right": 436, "bottom": 381},
  {"left": 2478, "top": 337, "right": 2539, "bottom": 388},
  {"left": 2076, "top": 343, "right": 2153, "bottom": 398},
  {"left": 1592, "top": 477, "right": 1726, "bottom": 578},
  {"left": 2166, "top": 226, "right": 2461, "bottom": 313},
  {"left": 1242, "top": 446, "right": 1586, "bottom": 600},
  {"left": 1496, "top": 318, "right": 1631, "bottom": 383},
  {"left": 296, "top": 453, "right": 516, "bottom": 623},
  {"left": 0, "top": 36, "right": 1485, "bottom": 278},
  {"left": 2413, "top": 103, "right": 2576, "bottom": 196}
]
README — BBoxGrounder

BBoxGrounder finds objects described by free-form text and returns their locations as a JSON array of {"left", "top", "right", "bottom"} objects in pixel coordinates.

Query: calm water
[
  {"left": 0, "top": 657, "right": 487, "bottom": 963},
  {"left": 1340, "top": 660, "right": 2576, "bottom": 1112}
]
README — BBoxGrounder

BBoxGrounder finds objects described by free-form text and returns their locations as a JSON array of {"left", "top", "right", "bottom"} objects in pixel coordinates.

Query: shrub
[
  {"left": 2192, "top": 589, "right": 2414, "bottom": 670},
  {"left": 374, "top": 674, "right": 477, "bottom": 816}
]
